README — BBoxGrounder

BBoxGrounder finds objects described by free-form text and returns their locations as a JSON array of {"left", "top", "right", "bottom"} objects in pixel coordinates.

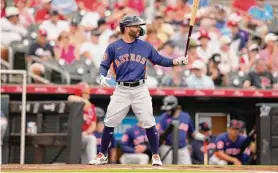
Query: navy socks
[
  {"left": 100, "top": 126, "right": 114, "bottom": 156},
  {"left": 145, "top": 126, "right": 159, "bottom": 154}
]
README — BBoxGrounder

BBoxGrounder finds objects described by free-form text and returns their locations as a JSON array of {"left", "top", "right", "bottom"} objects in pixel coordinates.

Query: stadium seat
[{"left": 227, "top": 71, "right": 247, "bottom": 88}]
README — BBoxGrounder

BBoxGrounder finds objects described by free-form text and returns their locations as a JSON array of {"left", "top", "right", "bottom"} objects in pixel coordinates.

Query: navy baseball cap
[
  {"left": 199, "top": 122, "right": 210, "bottom": 131},
  {"left": 228, "top": 119, "right": 241, "bottom": 129}
]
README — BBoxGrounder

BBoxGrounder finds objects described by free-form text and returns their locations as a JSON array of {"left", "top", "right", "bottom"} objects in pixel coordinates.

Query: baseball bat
[
  {"left": 184, "top": 0, "right": 200, "bottom": 57},
  {"left": 203, "top": 139, "right": 209, "bottom": 165}
]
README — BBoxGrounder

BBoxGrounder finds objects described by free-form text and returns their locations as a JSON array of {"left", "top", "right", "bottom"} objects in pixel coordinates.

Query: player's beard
[{"left": 128, "top": 30, "right": 139, "bottom": 39}]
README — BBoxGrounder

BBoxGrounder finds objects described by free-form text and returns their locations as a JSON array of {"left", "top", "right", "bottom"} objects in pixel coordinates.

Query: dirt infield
[{"left": 2, "top": 164, "right": 278, "bottom": 172}]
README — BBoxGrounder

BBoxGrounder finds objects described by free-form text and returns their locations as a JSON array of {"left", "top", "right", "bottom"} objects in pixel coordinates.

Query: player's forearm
[
  {"left": 99, "top": 64, "right": 109, "bottom": 76},
  {"left": 156, "top": 57, "right": 174, "bottom": 67},
  {"left": 215, "top": 151, "right": 237, "bottom": 163}
]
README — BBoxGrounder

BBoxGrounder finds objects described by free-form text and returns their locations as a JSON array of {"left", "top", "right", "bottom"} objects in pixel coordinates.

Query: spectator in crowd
[
  {"left": 80, "top": 10, "right": 101, "bottom": 33},
  {"left": 25, "top": 0, "right": 44, "bottom": 9},
  {"left": 191, "top": 122, "right": 216, "bottom": 164},
  {"left": 186, "top": 60, "right": 215, "bottom": 89},
  {"left": 218, "top": 35, "right": 239, "bottom": 74},
  {"left": 124, "top": 0, "right": 146, "bottom": 15},
  {"left": 157, "top": 41, "right": 180, "bottom": 86},
  {"left": 228, "top": 20, "right": 248, "bottom": 51},
  {"left": 54, "top": 31, "right": 78, "bottom": 64},
  {"left": 35, "top": 0, "right": 65, "bottom": 24},
  {"left": 79, "top": 28, "right": 105, "bottom": 68},
  {"left": 120, "top": 122, "right": 151, "bottom": 165},
  {"left": 248, "top": 0, "right": 274, "bottom": 21},
  {"left": 207, "top": 53, "right": 228, "bottom": 87},
  {"left": 186, "top": 40, "right": 200, "bottom": 69},
  {"left": 76, "top": 0, "right": 106, "bottom": 12},
  {"left": 97, "top": 18, "right": 113, "bottom": 47},
  {"left": 14, "top": 0, "right": 35, "bottom": 28},
  {"left": 242, "top": 59, "right": 278, "bottom": 89},
  {"left": 157, "top": 96, "right": 205, "bottom": 165},
  {"left": 259, "top": 33, "right": 278, "bottom": 72},
  {"left": 240, "top": 44, "right": 260, "bottom": 72},
  {"left": 94, "top": 109, "right": 117, "bottom": 164},
  {"left": 171, "top": 20, "right": 190, "bottom": 53},
  {"left": 80, "top": 2, "right": 108, "bottom": 33},
  {"left": 151, "top": 13, "right": 174, "bottom": 43},
  {"left": 145, "top": 0, "right": 166, "bottom": 23},
  {"left": 0, "top": 6, "right": 27, "bottom": 46},
  {"left": 232, "top": 0, "right": 256, "bottom": 13},
  {"left": 51, "top": 0, "right": 77, "bottom": 15},
  {"left": 196, "top": 29, "right": 215, "bottom": 63},
  {"left": 39, "top": 10, "right": 69, "bottom": 41},
  {"left": 67, "top": 83, "right": 97, "bottom": 164},
  {"left": 26, "top": 29, "right": 55, "bottom": 82},
  {"left": 1, "top": 0, "right": 6, "bottom": 17},
  {"left": 173, "top": 0, "right": 192, "bottom": 22},
  {"left": 209, "top": 119, "right": 247, "bottom": 165},
  {"left": 1, "top": 110, "right": 8, "bottom": 164},
  {"left": 145, "top": 27, "right": 163, "bottom": 50},
  {"left": 68, "top": 19, "right": 86, "bottom": 49}
]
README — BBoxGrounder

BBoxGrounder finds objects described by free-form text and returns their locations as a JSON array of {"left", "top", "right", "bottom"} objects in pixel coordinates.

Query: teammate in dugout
[
  {"left": 68, "top": 83, "right": 97, "bottom": 164},
  {"left": 191, "top": 122, "right": 216, "bottom": 164},
  {"left": 209, "top": 119, "right": 248, "bottom": 165},
  {"left": 156, "top": 95, "right": 207, "bottom": 165},
  {"left": 89, "top": 14, "right": 188, "bottom": 166},
  {"left": 120, "top": 122, "right": 152, "bottom": 165}
]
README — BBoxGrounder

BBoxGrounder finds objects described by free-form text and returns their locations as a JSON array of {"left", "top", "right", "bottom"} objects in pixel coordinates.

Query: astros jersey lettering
[
  {"left": 121, "top": 125, "right": 151, "bottom": 153},
  {"left": 100, "top": 39, "right": 173, "bottom": 82},
  {"left": 215, "top": 132, "right": 247, "bottom": 159}
]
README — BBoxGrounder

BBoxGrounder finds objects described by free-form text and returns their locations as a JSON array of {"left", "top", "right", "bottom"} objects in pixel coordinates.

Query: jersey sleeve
[
  {"left": 156, "top": 115, "right": 167, "bottom": 134},
  {"left": 188, "top": 116, "right": 195, "bottom": 134},
  {"left": 99, "top": 44, "right": 114, "bottom": 76},
  {"left": 215, "top": 135, "right": 226, "bottom": 152},
  {"left": 148, "top": 44, "right": 174, "bottom": 67},
  {"left": 120, "top": 130, "right": 135, "bottom": 153}
]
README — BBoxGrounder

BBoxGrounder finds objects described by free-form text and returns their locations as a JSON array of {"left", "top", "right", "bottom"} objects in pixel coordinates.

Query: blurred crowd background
[{"left": 1, "top": 0, "right": 278, "bottom": 89}]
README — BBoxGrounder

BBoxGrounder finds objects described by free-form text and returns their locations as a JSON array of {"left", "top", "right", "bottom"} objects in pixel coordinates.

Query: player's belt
[{"left": 118, "top": 79, "right": 145, "bottom": 87}]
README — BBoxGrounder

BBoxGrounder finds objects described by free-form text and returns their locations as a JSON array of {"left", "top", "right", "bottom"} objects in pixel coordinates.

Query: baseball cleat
[
  {"left": 88, "top": 153, "right": 108, "bottom": 165},
  {"left": 152, "top": 154, "right": 162, "bottom": 166}
]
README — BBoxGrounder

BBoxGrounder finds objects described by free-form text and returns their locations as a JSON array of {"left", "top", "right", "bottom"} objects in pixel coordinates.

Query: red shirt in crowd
[
  {"left": 35, "top": 8, "right": 65, "bottom": 24},
  {"left": 82, "top": 104, "right": 97, "bottom": 132},
  {"left": 232, "top": 0, "right": 256, "bottom": 12},
  {"left": 75, "top": 0, "right": 101, "bottom": 11},
  {"left": 1, "top": 8, "right": 6, "bottom": 18},
  {"left": 125, "top": 0, "right": 145, "bottom": 15}
]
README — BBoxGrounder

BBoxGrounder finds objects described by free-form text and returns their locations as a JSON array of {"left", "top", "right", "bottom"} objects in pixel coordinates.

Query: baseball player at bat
[
  {"left": 156, "top": 96, "right": 207, "bottom": 165},
  {"left": 209, "top": 120, "right": 248, "bottom": 165},
  {"left": 89, "top": 15, "right": 188, "bottom": 166}
]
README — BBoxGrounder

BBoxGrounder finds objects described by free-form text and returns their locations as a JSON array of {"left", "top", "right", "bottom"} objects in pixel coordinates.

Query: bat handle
[{"left": 184, "top": 25, "right": 193, "bottom": 57}]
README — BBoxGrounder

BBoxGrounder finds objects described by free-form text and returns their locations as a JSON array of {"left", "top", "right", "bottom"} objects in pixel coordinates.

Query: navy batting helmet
[
  {"left": 161, "top": 95, "right": 178, "bottom": 111},
  {"left": 119, "top": 14, "right": 146, "bottom": 36}
]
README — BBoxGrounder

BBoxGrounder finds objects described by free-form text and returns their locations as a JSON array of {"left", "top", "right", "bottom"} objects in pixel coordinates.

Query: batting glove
[
  {"left": 175, "top": 55, "right": 189, "bottom": 65},
  {"left": 96, "top": 75, "right": 111, "bottom": 87}
]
